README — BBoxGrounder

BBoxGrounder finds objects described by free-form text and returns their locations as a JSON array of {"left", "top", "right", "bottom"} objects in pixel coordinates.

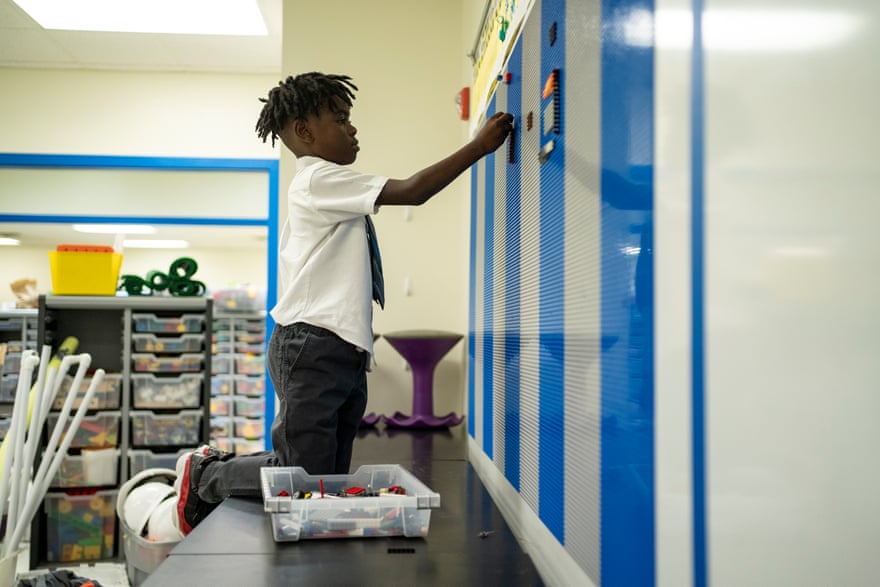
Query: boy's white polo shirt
[{"left": 270, "top": 156, "right": 388, "bottom": 362}]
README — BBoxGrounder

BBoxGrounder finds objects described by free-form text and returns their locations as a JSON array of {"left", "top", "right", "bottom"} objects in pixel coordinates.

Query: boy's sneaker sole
[{"left": 174, "top": 445, "right": 224, "bottom": 535}]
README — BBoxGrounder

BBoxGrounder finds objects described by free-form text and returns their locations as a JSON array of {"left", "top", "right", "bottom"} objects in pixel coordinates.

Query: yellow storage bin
[{"left": 48, "top": 245, "right": 122, "bottom": 296}]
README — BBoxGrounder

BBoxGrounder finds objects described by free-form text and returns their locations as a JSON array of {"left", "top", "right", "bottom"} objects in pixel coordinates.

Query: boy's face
[{"left": 301, "top": 96, "right": 359, "bottom": 165}]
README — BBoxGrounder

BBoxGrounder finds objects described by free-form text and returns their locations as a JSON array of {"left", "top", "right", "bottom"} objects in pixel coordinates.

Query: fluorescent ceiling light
[
  {"left": 74, "top": 224, "right": 156, "bottom": 234},
  {"left": 124, "top": 239, "right": 189, "bottom": 249},
  {"left": 0, "top": 237, "right": 21, "bottom": 246},
  {"left": 13, "top": 0, "right": 267, "bottom": 36}
]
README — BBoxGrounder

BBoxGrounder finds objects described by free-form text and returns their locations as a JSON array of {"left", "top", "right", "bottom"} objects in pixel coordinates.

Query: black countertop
[{"left": 143, "top": 425, "right": 543, "bottom": 586}]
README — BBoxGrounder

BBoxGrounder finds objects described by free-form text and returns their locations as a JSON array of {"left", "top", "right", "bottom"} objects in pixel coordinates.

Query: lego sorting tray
[{"left": 261, "top": 464, "right": 440, "bottom": 542}]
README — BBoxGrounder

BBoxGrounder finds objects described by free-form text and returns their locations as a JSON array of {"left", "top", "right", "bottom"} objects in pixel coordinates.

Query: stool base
[
  {"left": 360, "top": 412, "right": 381, "bottom": 426},
  {"left": 381, "top": 411, "right": 464, "bottom": 429}
]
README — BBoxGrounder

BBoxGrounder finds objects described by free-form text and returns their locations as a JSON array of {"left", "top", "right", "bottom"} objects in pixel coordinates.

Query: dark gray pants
[{"left": 199, "top": 322, "right": 369, "bottom": 502}]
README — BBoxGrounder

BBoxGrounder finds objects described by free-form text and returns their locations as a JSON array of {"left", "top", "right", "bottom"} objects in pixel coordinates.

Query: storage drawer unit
[
  {"left": 210, "top": 313, "right": 267, "bottom": 450},
  {"left": 31, "top": 296, "right": 212, "bottom": 569}
]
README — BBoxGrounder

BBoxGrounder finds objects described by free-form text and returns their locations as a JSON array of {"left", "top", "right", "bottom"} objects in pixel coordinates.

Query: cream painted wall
[
  {"left": 281, "top": 0, "right": 476, "bottom": 419},
  {"left": 0, "top": 67, "right": 277, "bottom": 306},
  {"left": 0, "top": 68, "right": 278, "bottom": 158},
  {"left": 0, "top": 0, "right": 482, "bottom": 419}
]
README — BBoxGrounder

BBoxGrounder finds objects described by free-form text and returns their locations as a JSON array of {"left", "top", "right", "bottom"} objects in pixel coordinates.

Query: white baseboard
[{"left": 467, "top": 438, "right": 595, "bottom": 587}]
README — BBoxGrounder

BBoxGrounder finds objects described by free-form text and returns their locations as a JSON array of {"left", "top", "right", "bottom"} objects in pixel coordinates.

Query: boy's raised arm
[{"left": 377, "top": 112, "right": 514, "bottom": 206}]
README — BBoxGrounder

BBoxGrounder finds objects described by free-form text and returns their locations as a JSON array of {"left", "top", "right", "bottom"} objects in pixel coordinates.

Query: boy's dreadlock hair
[{"left": 255, "top": 72, "right": 358, "bottom": 147}]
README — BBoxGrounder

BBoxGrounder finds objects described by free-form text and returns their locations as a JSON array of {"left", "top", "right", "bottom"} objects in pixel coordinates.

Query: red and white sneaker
[{"left": 173, "top": 445, "right": 224, "bottom": 535}]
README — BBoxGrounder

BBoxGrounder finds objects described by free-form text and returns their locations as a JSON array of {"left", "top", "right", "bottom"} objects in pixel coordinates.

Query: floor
[{"left": 16, "top": 546, "right": 130, "bottom": 586}]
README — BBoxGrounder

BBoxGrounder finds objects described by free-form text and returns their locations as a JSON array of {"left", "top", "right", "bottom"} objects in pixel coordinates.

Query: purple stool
[{"left": 381, "top": 330, "right": 464, "bottom": 429}]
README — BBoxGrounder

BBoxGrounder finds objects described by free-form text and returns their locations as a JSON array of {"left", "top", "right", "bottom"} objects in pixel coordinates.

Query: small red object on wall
[{"left": 456, "top": 87, "right": 470, "bottom": 121}]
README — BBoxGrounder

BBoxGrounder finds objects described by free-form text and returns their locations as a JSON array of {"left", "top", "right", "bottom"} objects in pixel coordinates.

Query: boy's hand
[
  {"left": 378, "top": 111, "right": 514, "bottom": 206},
  {"left": 474, "top": 112, "right": 515, "bottom": 156}
]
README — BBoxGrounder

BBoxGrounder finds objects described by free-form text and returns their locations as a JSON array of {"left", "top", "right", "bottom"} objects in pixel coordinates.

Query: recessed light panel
[{"left": 13, "top": 0, "right": 267, "bottom": 36}]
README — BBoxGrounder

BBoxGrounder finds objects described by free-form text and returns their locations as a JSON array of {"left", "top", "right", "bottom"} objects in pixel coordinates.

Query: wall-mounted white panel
[
  {"left": 653, "top": 0, "right": 694, "bottom": 585},
  {"left": 705, "top": 1, "right": 880, "bottom": 585}
]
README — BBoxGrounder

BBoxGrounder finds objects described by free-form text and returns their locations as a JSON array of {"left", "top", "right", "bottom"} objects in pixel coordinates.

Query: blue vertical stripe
[
  {"left": 691, "top": 0, "right": 708, "bottom": 585},
  {"left": 538, "top": 0, "right": 566, "bottom": 543},
  {"left": 263, "top": 158, "right": 280, "bottom": 447},
  {"left": 469, "top": 161, "right": 479, "bottom": 439},
  {"left": 600, "top": 0, "right": 656, "bottom": 585},
  {"left": 483, "top": 96, "right": 497, "bottom": 459},
  {"left": 504, "top": 39, "right": 524, "bottom": 491}
]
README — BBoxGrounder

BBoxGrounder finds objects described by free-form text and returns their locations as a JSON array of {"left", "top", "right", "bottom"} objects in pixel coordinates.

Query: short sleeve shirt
[{"left": 270, "top": 156, "right": 388, "bottom": 359}]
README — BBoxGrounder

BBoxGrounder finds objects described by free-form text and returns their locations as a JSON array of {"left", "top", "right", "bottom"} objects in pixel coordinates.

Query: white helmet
[
  {"left": 147, "top": 495, "right": 184, "bottom": 542},
  {"left": 123, "top": 481, "right": 176, "bottom": 535}
]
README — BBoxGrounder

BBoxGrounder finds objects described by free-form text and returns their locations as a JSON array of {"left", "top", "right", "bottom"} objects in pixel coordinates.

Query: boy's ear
[{"left": 293, "top": 119, "right": 312, "bottom": 143}]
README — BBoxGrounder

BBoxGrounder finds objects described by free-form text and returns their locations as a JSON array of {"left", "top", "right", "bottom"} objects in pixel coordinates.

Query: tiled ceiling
[{"left": 0, "top": 0, "right": 282, "bottom": 73}]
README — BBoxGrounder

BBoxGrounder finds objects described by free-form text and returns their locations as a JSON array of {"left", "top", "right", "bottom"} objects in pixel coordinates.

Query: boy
[{"left": 173, "top": 72, "right": 513, "bottom": 535}]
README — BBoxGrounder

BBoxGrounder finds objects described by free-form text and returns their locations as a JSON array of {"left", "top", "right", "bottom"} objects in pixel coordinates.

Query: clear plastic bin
[
  {"left": 212, "top": 354, "right": 233, "bottom": 376},
  {"left": 128, "top": 448, "right": 195, "bottom": 477},
  {"left": 235, "top": 331, "right": 265, "bottom": 344},
  {"left": 130, "top": 410, "right": 202, "bottom": 447},
  {"left": 211, "top": 416, "right": 232, "bottom": 439},
  {"left": 212, "top": 331, "right": 232, "bottom": 343},
  {"left": 132, "top": 353, "right": 203, "bottom": 373},
  {"left": 50, "top": 448, "right": 120, "bottom": 488},
  {"left": 214, "top": 437, "right": 234, "bottom": 453},
  {"left": 132, "top": 313, "right": 204, "bottom": 333},
  {"left": 236, "top": 319, "right": 266, "bottom": 333},
  {"left": 233, "top": 396, "right": 264, "bottom": 418},
  {"left": 2, "top": 339, "right": 23, "bottom": 353},
  {"left": 52, "top": 373, "right": 122, "bottom": 411},
  {"left": 212, "top": 341, "right": 233, "bottom": 354},
  {"left": 233, "top": 438, "right": 264, "bottom": 454},
  {"left": 210, "top": 395, "right": 232, "bottom": 416},
  {"left": 45, "top": 489, "right": 116, "bottom": 562},
  {"left": 211, "top": 375, "right": 233, "bottom": 396},
  {"left": 211, "top": 287, "right": 266, "bottom": 313},
  {"left": 235, "top": 353, "right": 264, "bottom": 375},
  {"left": 234, "top": 341, "right": 264, "bottom": 354},
  {"left": 261, "top": 465, "right": 440, "bottom": 542},
  {"left": 131, "top": 373, "right": 202, "bottom": 409},
  {"left": 47, "top": 412, "right": 121, "bottom": 448},
  {"left": 3, "top": 352, "right": 21, "bottom": 374},
  {"left": 0, "top": 374, "right": 17, "bottom": 403},
  {"left": 232, "top": 395, "right": 266, "bottom": 418},
  {"left": 234, "top": 375, "right": 265, "bottom": 397},
  {"left": 234, "top": 417, "right": 264, "bottom": 439},
  {"left": 132, "top": 333, "right": 204, "bottom": 353}
]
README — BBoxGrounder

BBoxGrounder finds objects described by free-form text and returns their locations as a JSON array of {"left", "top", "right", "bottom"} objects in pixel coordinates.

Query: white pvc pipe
[
  {"left": 28, "top": 355, "right": 89, "bottom": 495},
  {"left": 32, "top": 346, "right": 52, "bottom": 421},
  {"left": 1, "top": 351, "right": 40, "bottom": 553},
  {"left": 29, "top": 364, "right": 101, "bottom": 510},
  {"left": 14, "top": 349, "right": 57, "bottom": 526},
  {"left": 0, "top": 351, "right": 39, "bottom": 520},
  {"left": 16, "top": 353, "right": 87, "bottom": 529},
  {"left": 4, "top": 367, "right": 103, "bottom": 557}
]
